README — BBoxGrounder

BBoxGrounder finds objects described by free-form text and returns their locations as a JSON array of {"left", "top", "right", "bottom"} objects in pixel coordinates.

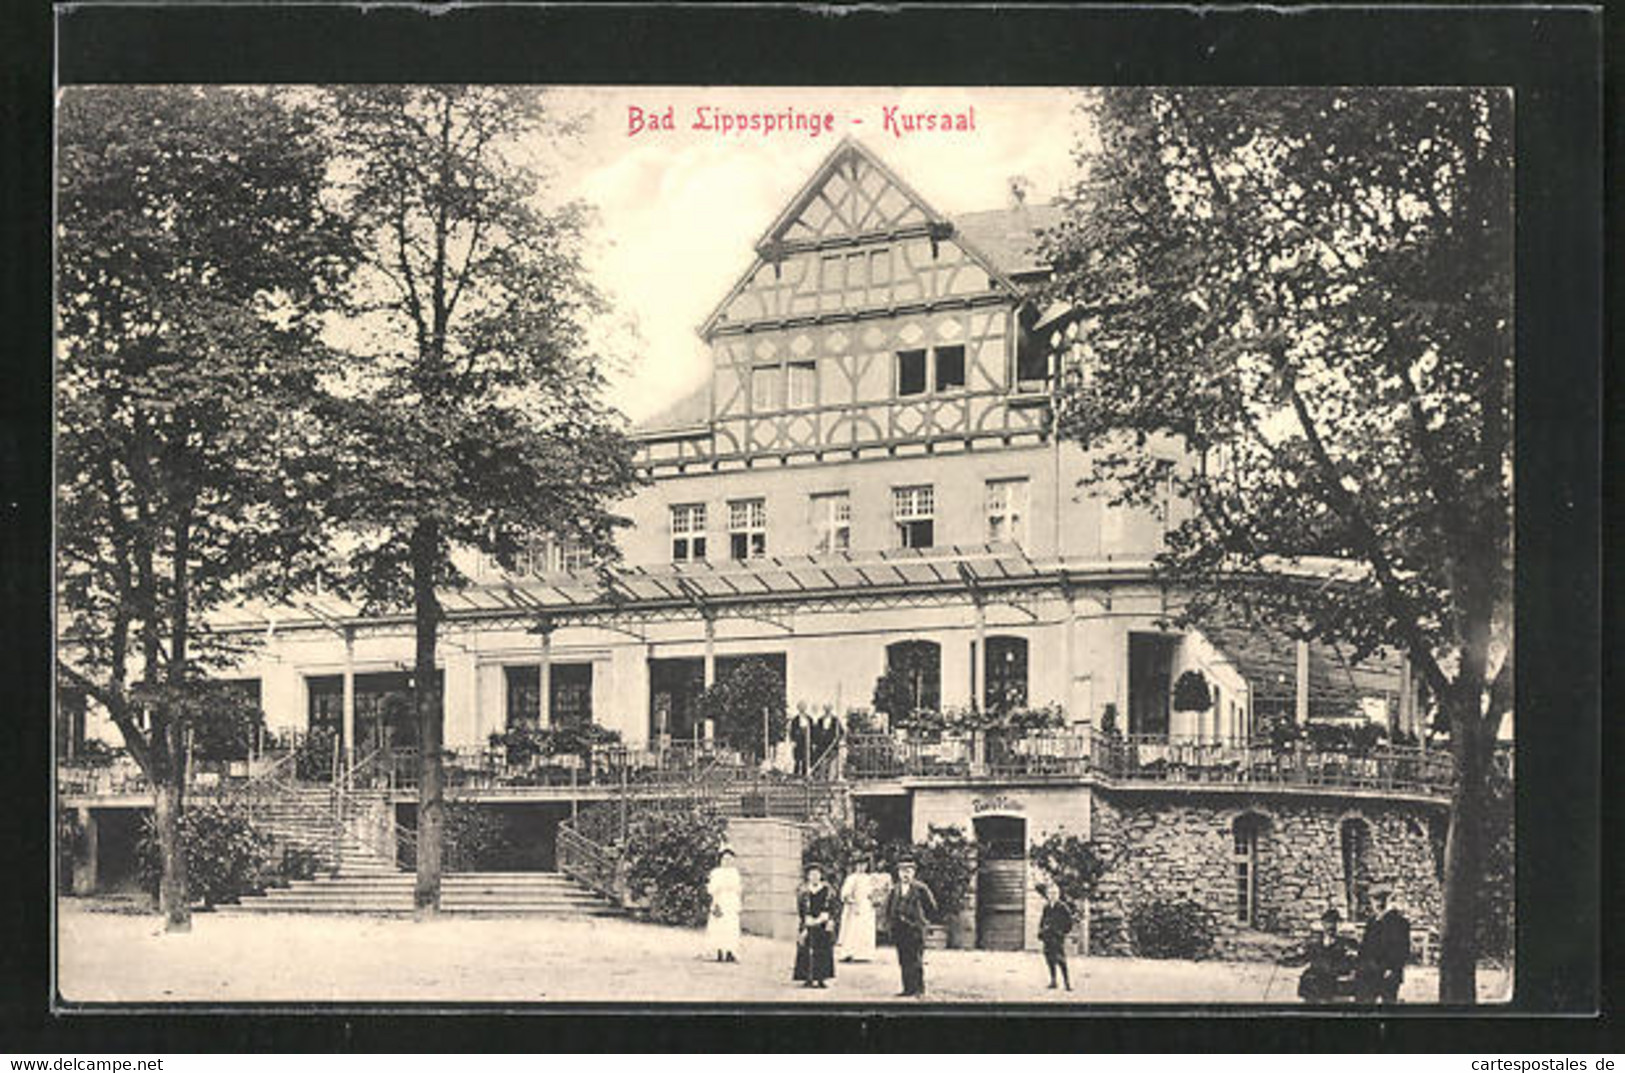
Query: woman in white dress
[
  {"left": 835, "top": 856, "right": 880, "bottom": 962},
  {"left": 706, "top": 848, "right": 742, "bottom": 963}
]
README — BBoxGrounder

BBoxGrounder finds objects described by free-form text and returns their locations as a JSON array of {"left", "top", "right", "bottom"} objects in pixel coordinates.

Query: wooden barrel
[{"left": 977, "top": 857, "right": 1027, "bottom": 950}]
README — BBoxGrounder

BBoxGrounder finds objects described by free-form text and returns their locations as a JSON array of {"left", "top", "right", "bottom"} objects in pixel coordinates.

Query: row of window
[
  {"left": 744, "top": 341, "right": 1061, "bottom": 415},
  {"left": 669, "top": 478, "right": 1029, "bottom": 562}
]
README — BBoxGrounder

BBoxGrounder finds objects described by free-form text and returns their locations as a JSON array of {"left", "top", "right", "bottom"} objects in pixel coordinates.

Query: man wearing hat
[
  {"left": 1355, "top": 882, "right": 1412, "bottom": 1003},
  {"left": 883, "top": 855, "right": 938, "bottom": 998},
  {"left": 1294, "top": 906, "right": 1358, "bottom": 1002}
]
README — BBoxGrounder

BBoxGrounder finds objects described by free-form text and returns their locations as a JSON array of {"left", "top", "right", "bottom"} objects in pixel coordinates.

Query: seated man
[{"left": 1288, "top": 907, "right": 1359, "bottom": 1002}]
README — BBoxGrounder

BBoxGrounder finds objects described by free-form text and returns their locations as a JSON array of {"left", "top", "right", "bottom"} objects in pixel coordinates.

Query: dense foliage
[
  {"left": 695, "top": 659, "right": 788, "bottom": 758},
  {"left": 1029, "top": 831, "right": 1119, "bottom": 908},
  {"left": 293, "top": 726, "right": 341, "bottom": 783},
  {"left": 1171, "top": 671, "right": 1213, "bottom": 714},
  {"left": 56, "top": 86, "right": 353, "bottom": 929},
  {"left": 910, "top": 825, "right": 977, "bottom": 917},
  {"left": 490, "top": 723, "right": 622, "bottom": 768},
  {"left": 137, "top": 802, "right": 273, "bottom": 908},
  {"left": 1129, "top": 898, "right": 1218, "bottom": 960},
  {"left": 443, "top": 802, "right": 519, "bottom": 873},
  {"left": 1044, "top": 87, "right": 1512, "bottom": 999},
  {"left": 622, "top": 808, "right": 728, "bottom": 927}
]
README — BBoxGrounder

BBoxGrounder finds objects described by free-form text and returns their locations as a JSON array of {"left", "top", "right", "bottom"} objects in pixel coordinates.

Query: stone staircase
[
  {"left": 249, "top": 785, "right": 399, "bottom": 876},
  {"left": 220, "top": 870, "right": 623, "bottom": 917}
]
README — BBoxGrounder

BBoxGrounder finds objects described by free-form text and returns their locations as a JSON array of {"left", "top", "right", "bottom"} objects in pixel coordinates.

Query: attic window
[
  {"left": 934, "top": 345, "right": 966, "bottom": 391},
  {"left": 897, "top": 349, "right": 928, "bottom": 397}
]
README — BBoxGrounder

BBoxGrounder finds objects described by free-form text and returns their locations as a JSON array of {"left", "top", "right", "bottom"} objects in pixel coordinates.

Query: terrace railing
[{"left": 842, "top": 728, "right": 1456, "bottom": 798}]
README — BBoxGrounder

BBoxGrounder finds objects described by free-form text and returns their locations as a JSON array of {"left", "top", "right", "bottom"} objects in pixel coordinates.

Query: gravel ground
[{"left": 56, "top": 900, "right": 1513, "bottom": 1006}]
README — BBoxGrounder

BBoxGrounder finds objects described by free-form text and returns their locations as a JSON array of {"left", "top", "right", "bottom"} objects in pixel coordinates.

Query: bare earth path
[{"left": 57, "top": 901, "right": 1512, "bottom": 1006}]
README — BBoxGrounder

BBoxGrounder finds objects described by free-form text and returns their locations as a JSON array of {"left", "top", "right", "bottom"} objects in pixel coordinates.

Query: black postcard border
[{"left": 4, "top": 1, "right": 1609, "bottom": 1053}]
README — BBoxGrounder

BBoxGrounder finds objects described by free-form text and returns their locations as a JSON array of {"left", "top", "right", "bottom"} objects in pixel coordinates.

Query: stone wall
[
  {"left": 1089, "top": 789, "right": 1444, "bottom": 960},
  {"left": 726, "top": 817, "right": 811, "bottom": 941}
]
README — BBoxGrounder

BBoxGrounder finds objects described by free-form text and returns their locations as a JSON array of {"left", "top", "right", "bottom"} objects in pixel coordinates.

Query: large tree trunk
[
  {"left": 1437, "top": 704, "right": 1492, "bottom": 1002},
  {"left": 412, "top": 520, "right": 444, "bottom": 919},
  {"left": 153, "top": 776, "right": 190, "bottom": 932}
]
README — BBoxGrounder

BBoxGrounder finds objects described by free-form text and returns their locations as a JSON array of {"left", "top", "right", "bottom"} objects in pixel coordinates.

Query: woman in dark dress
[{"left": 793, "top": 864, "right": 838, "bottom": 988}]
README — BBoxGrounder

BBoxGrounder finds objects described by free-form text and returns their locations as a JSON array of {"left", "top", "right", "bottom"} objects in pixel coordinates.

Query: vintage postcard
[{"left": 54, "top": 82, "right": 1519, "bottom": 1012}]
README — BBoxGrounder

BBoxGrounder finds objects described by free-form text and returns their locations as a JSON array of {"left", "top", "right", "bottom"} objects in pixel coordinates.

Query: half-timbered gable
[{"left": 686, "top": 139, "right": 1049, "bottom": 467}]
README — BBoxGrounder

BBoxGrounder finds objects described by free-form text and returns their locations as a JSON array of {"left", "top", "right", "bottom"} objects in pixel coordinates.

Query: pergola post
[
  {"left": 1063, "top": 584, "right": 1078, "bottom": 721},
  {"left": 341, "top": 627, "right": 356, "bottom": 771},
  {"left": 539, "top": 620, "right": 553, "bottom": 729},
  {"left": 972, "top": 597, "right": 987, "bottom": 713},
  {"left": 1294, "top": 638, "right": 1310, "bottom": 725}
]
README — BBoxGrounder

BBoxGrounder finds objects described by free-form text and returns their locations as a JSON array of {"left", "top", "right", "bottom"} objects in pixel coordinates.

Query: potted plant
[{"left": 912, "top": 825, "right": 976, "bottom": 950}]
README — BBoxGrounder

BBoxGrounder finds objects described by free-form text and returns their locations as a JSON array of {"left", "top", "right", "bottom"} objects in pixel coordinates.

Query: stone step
[{"left": 216, "top": 902, "right": 622, "bottom": 917}]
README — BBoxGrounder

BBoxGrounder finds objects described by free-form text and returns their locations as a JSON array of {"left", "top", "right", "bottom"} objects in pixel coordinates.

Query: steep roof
[
  {"left": 632, "top": 381, "right": 711, "bottom": 435},
  {"left": 952, "top": 203, "right": 1065, "bottom": 278}
]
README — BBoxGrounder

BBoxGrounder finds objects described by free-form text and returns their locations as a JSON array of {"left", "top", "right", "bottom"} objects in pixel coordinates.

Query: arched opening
[
  {"left": 884, "top": 640, "right": 942, "bottom": 718},
  {"left": 981, "top": 635, "right": 1029, "bottom": 713},
  {"left": 1339, "top": 817, "right": 1374, "bottom": 921},
  {"left": 1233, "top": 812, "right": 1270, "bottom": 927},
  {"left": 973, "top": 814, "right": 1027, "bottom": 951}
]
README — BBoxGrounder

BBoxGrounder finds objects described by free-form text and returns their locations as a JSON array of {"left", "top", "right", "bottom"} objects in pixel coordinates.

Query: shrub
[
  {"left": 1129, "top": 897, "right": 1218, "bottom": 960},
  {"left": 802, "top": 817, "right": 881, "bottom": 893},
  {"left": 911, "top": 824, "right": 977, "bottom": 916},
  {"left": 443, "top": 802, "right": 518, "bottom": 872},
  {"left": 1029, "top": 831, "right": 1118, "bottom": 907},
  {"left": 184, "top": 683, "right": 264, "bottom": 763},
  {"left": 1172, "top": 670, "right": 1213, "bottom": 713},
  {"left": 136, "top": 801, "right": 273, "bottom": 908},
  {"left": 272, "top": 846, "right": 324, "bottom": 885},
  {"left": 293, "top": 725, "right": 340, "bottom": 782},
  {"left": 622, "top": 807, "right": 727, "bottom": 926},
  {"left": 696, "top": 659, "right": 787, "bottom": 758},
  {"left": 490, "top": 724, "right": 621, "bottom": 768}
]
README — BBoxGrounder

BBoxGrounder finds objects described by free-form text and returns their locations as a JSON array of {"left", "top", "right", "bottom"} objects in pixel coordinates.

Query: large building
[{"left": 60, "top": 139, "right": 1451, "bottom": 957}]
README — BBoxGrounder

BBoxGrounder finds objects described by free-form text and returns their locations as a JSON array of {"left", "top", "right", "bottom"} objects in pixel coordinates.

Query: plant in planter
[
  {"left": 911, "top": 825, "right": 976, "bottom": 948},
  {"left": 696, "top": 659, "right": 787, "bottom": 760},
  {"left": 1171, "top": 670, "right": 1213, "bottom": 717}
]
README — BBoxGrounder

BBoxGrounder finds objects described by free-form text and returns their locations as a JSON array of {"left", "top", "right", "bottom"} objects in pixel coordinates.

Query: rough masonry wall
[{"left": 1089, "top": 790, "right": 1444, "bottom": 960}]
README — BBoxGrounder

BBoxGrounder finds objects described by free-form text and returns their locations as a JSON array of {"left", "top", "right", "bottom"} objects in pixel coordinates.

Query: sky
[{"left": 532, "top": 87, "right": 1093, "bottom": 423}]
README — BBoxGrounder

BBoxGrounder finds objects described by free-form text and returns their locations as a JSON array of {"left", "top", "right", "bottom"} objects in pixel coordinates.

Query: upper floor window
[
  {"left": 934, "top": 345, "right": 966, "bottom": 392},
  {"left": 811, "top": 491, "right": 851, "bottom": 554},
  {"left": 751, "top": 364, "right": 783, "bottom": 412},
  {"left": 893, "top": 485, "right": 935, "bottom": 549},
  {"left": 671, "top": 503, "right": 707, "bottom": 562},
  {"left": 985, "top": 478, "right": 1028, "bottom": 546},
  {"left": 728, "top": 498, "right": 768, "bottom": 560},
  {"left": 896, "top": 345, "right": 967, "bottom": 398},
  {"left": 788, "top": 361, "right": 817, "bottom": 409}
]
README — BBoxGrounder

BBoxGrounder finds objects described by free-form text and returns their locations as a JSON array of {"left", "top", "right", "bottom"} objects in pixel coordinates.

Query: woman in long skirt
[
  {"left": 793, "top": 863, "right": 837, "bottom": 988},
  {"left": 835, "top": 857, "right": 880, "bottom": 962},
  {"left": 706, "top": 848, "right": 741, "bottom": 963}
]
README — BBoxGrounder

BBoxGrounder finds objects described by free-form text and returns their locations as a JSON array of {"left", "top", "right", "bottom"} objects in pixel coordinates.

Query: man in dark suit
[
  {"left": 1355, "top": 883, "right": 1412, "bottom": 1003},
  {"left": 884, "top": 856, "right": 938, "bottom": 998}
]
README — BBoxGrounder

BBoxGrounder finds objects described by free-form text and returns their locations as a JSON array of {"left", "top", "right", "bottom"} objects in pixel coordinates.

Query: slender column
[
  {"left": 703, "top": 612, "right": 716, "bottom": 688},
  {"left": 539, "top": 622, "right": 553, "bottom": 728},
  {"left": 1398, "top": 659, "right": 1414, "bottom": 737},
  {"left": 1294, "top": 638, "right": 1310, "bottom": 725},
  {"left": 341, "top": 627, "right": 356, "bottom": 767},
  {"left": 1063, "top": 586, "right": 1078, "bottom": 721},
  {"left": 972, "top": 597, "right": 987, "bottom": 712}
]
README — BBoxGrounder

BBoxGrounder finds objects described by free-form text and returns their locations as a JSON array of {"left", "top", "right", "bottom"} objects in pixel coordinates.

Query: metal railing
[{"left": 842, "top": 728, "right": 1457, "bottom": 797}]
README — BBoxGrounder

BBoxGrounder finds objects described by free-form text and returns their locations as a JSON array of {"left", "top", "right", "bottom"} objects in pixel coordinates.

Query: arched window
[
  {"left": 1340, "top": 817, "right": 1374, "bottom": 921},
  {"left": 884, "top": 640, "right": 941, "bottom": 718},
  {"left": 982, "top": 635, "right": 1029, "bottom": 713},
  {"left": 1233, "top": 813, "right": 1269, "bottom": 926}
]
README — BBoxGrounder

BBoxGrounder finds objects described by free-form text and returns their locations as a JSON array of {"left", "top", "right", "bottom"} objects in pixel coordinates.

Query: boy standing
[{"left": 1037, "top": 884, "right": 1075, "bottom": 991}]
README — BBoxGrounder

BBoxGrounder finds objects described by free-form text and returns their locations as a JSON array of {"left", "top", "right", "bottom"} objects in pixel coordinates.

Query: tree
[
  {"left": 317, "top": 87, "right": 641, "bottom": 917},
  {"left": 1044, "top": 88, "right": 1511, "bottom": 1001},
  {"left": 695, "top": 658, "right": 787, "bottom": 760},
  {"left": 55, "top": 87, "right": 352, "bottom": 930}
]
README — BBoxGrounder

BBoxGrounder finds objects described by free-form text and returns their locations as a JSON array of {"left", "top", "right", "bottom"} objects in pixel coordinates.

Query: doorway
[
  {"left": 648, "top": 657, "right": 706, "bottom": 744},
  {"left": 974, "top": 814, "right": 1028, "bottom": 950},
  {"left": 1127, "top": 633, "right": 1177, "bottom": 736}
]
